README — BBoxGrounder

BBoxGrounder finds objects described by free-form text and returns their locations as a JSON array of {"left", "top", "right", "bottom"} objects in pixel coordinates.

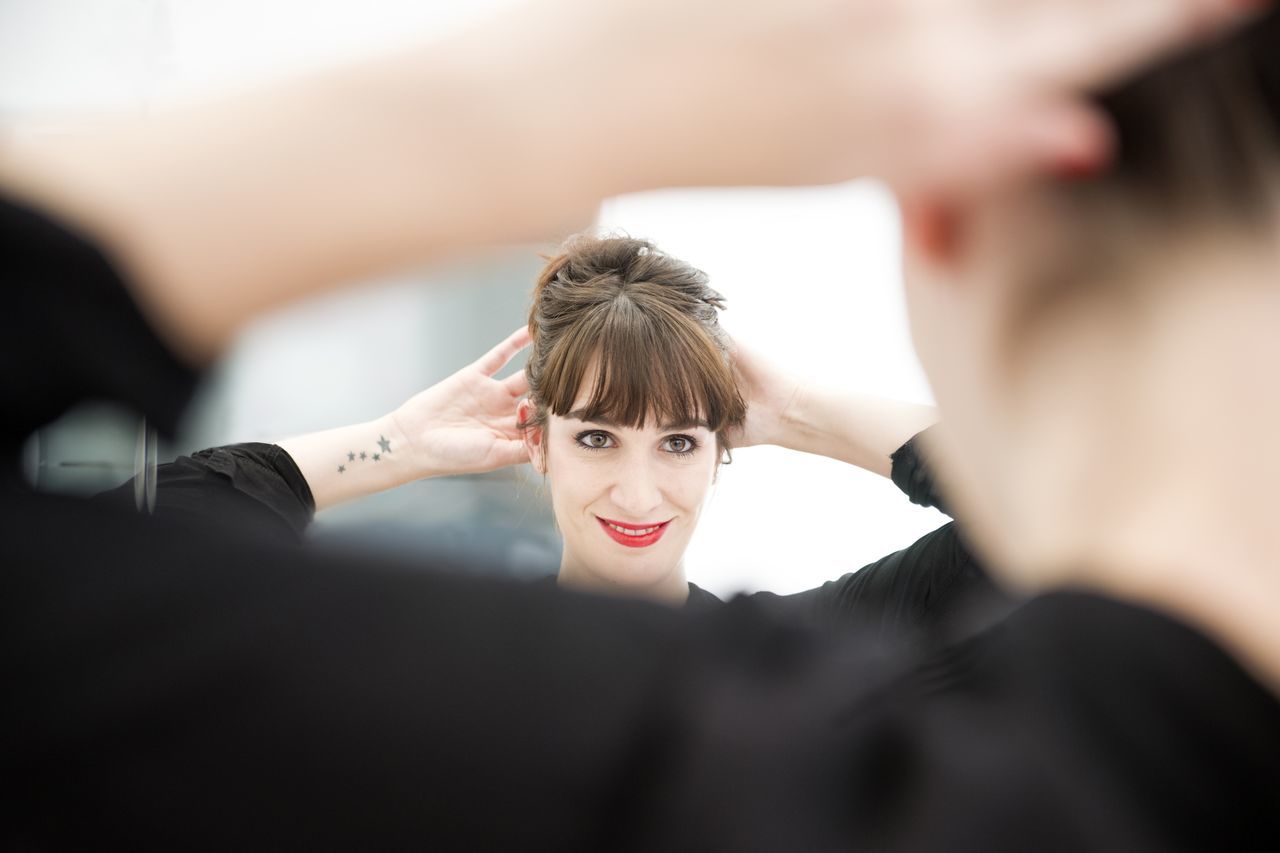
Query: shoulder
[
  {"left": 882, "top": 592, "right": 1280, "bottom": 849},
  {"left": 684, "top": 582, "right": 724, "bottom": 611}
]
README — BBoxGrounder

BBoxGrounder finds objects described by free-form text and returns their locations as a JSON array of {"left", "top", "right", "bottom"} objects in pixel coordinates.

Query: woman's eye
[
  {"left": 576, "top": 430, "right": 615, "bottom": 450},
  {"left": 662, "top": 435, "right": 698, "bottom": 455}
]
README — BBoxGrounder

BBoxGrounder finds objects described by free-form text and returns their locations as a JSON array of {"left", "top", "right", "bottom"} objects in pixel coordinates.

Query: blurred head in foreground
[
  {"left": 902, "top": 11, "right": 1280, "bottom": 594},
  {"left": 519, "top": 235, "right": 745, "bottom": 603}
]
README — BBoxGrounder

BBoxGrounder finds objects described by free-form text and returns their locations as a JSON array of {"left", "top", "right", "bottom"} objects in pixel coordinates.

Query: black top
[{"left": 5, "top": 194, "right": 1280, "bottom": 851}]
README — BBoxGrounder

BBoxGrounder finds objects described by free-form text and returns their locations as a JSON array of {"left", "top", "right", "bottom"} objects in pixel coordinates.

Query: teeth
[{"left": 607, "top": 522, "right": 659, "bottom": 536}]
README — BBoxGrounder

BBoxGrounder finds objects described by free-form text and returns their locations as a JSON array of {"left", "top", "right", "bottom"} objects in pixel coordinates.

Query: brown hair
[
  {"left": 1084, "top": 9, "right": 1280, "bottom": 225},
  {"left": 523, "top": 235, "right": 745, "bottom": 453}
]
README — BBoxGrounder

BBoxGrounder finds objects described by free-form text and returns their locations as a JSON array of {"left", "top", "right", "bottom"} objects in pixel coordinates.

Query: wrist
[
  {"left": 379, "top": 409, "right": 432, "bottom": 485},
  {"left": 771, "top": 381, "right": 817, "bottom": 453},
  {"left": 407, "top": 25, "right": 614, "bottom": 239}
]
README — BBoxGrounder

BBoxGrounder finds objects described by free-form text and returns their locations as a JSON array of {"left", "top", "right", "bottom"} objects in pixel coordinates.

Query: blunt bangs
[{"left": 537, "top": 285, "right": 746, "bottom": 435}]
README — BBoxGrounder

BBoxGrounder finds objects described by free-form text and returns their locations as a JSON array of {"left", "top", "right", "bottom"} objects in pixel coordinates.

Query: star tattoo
[
  {"left": 359, "top": 452, "right": 367, "bottom": 461},
  {"left": 337, "top": 465, "right": 346, "bottom": 474},
  {"left": 347, "top": 452, "right": 355, "bottom": 462},
  {"left": 372, "top": 453, "right": 381, "bottom": 462},
  {"left": 377, "top": 435, "right": 392, "bottom": 454}
]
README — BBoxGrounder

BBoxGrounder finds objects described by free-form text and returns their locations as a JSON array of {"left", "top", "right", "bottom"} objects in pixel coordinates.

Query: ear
[
  {"left": 517, "top": 399, "right": 547, "bottom": 474},
  {"left": 900, "top": 196, "right": 964, "bottom": 268}
]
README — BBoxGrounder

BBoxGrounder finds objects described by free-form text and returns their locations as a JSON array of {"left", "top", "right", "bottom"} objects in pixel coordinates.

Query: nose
[{"left": 608, "top": 450, "right": 664, "bottom": 520}]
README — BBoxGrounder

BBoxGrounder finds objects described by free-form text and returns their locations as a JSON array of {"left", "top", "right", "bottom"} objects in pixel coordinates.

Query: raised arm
[
  {"left": 279, "top": 328, "right": 531, "bottom": 511},
  {"left": 0, "top": 0, "right": 1247, "bottom": 365},
  {"left": 730, "top": 342, "right": 993, "bottom": 634},
  {"left": 730, "top": 341, "right": 937, "bottom": 479},
  {"left": 93, "top": 326, "right": 531, "bottom": 534}
]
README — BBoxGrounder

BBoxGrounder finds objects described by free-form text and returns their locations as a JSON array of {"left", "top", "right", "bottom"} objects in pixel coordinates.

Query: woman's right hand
[
  {"left": 727, "top": 338, "right": 937, "bottom": 478},
  {"left": 280, "top": 328, "right": 531, "bottom": 512},
  {"left": 389, "top": 327, "right": 532, "bottom": 480},
  {"left": 727, "top": 340, "right": 807, "bottom": 450}
]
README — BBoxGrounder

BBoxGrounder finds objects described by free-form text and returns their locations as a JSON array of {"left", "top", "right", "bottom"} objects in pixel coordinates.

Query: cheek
[
  {"left": 545, "top": 455, "right": 607, "bottom": 517},
  {"left": 668, "top": 458, "right": 717, "bottom": 509}
]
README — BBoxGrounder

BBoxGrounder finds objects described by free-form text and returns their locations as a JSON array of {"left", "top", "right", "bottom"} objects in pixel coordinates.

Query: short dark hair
[
  {"left": 1082, "top": 8, "right": 1279, "bottom": 224},
  {"left": 1010, "top": 9, "right": 1279, "bottom": 343}
]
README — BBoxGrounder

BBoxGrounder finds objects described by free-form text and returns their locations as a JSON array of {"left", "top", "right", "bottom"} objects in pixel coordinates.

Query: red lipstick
[{"left": 595, "top": 516, "right": 671, "bottom": 548}]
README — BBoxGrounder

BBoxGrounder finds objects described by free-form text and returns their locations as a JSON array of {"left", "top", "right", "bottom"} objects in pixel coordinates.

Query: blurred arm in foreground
[{"left": 0, "top": 0, "right": 1256, "bottom": 363}]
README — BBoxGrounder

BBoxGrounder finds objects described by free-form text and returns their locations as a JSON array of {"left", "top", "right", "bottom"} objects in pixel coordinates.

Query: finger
[
  {"left": 474, "top": 326, "right": 532, "bottom": 376},
  {"left": 489, "top": 439, "right": 531, "bottom": 470},
  {"left": 1013, "top": 0, "right": 1265, "bottom": 91},
  {"left": 503, "top": 370, "right": 530, "bottom": 397}
]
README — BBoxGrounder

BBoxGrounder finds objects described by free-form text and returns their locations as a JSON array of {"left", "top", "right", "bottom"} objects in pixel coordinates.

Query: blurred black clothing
[
  {"left": 891, "top": 426, "right": 951, "bottom": 515},
  {"left": 93, "top": 442, "right": 318, "bottom": 545},
  {"left": 4, "top": 194, "right": 1280, "bottom": 851},
  {"left": 93, "top": 434, "right": 995, "bottom": 643},
  {"left": 0, "top": 197, "right": 196, "bottom": 459}
]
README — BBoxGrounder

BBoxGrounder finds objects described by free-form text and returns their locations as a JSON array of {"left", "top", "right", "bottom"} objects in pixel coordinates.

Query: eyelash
[
  {"left": 573, "top": 430, "right": 701, "bottom": 458},
  {"left": 662, "top": 435, "right": 699, "bottom": 457}
]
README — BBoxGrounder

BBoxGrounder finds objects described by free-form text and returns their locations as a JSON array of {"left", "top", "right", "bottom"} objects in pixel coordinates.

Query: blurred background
[{"left": 3, "top": 0, "right": 946, "bottom": 596}]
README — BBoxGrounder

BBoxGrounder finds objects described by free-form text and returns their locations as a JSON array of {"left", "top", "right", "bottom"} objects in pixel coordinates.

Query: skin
[{"left": 521, "top": 396, "right": 719, "bottom": 605}]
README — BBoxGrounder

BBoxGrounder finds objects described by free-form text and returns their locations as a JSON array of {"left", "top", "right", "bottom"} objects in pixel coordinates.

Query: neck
[
  {"left": 556, "top": 551, "right": 690, "bottom": 606},
  {"left": 1001, "top": 245, "right": 1280, "bottom": 695}
]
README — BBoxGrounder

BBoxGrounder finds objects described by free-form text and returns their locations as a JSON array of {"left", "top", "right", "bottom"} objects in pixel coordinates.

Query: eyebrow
[{"left": 564, "top": 410, "right": 710, "bottom": 432}]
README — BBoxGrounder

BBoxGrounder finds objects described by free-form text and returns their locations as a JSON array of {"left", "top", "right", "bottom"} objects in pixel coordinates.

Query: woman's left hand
[
  {"left": 726, "top": 340, "right": 806, "bottom": 450},
  {"left": 726, "top": 337, "right": 937, "bottom": 477},
  {"left": 390, "top": 327, "right": 532, "bottom": 478}
]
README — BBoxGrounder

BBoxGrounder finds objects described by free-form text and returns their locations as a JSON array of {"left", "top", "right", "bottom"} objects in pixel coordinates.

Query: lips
[{"left": 596, "top": 516, "right": 672, "bottom": 548}]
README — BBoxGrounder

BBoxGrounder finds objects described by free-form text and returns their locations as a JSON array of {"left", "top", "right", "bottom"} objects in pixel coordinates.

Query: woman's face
[{"left": 525, "top": 391, "right": 719, "bottom": 597}]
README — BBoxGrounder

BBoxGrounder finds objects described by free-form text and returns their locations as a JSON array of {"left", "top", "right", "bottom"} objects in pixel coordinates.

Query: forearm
[
  {"left": 0, "top": 0, "right": 1245, "bottom": 370},
  {"left": 0, "top": 25, "right": 606, "bottom": 365},
  {"left": 776, "top": 386, "right": 937, "bottom": 479},
  {"left": 278, "top": 413, "right": 424, "bottom": 513}
]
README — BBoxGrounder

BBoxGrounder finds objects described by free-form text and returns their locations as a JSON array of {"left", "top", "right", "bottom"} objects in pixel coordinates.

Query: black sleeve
[
  {"left": 93, "top": 442, "right": 316, "bottom": 544},
  {"left": 746, "top": 521, "right": 1004, "bottom": 644},
  {"left": 824, "top": 592, "right": 1280, "bottom": 853},
  {"left": 0, "top": 195, "right": 198, "bottom": 469},
  {"left": 890, "top": 424, "right": 951, "bottom": 516}
]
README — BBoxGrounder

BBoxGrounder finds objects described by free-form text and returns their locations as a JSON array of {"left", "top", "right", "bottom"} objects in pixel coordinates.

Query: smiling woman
[{"left": 517, "top": 235, "right": 746, "bottom": 602}]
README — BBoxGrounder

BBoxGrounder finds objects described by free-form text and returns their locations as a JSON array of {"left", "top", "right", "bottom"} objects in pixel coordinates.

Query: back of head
[
  {"left": 1010, "top": 9, "right": 1280, "bottom": 335},
  {"left": 524, "top": 235, "right": 745, "bottom": 442},
  {"left": 946, "top": 10, "right": 1280, "bottom": 583},
  {"left": 1095, "top": 9, "right": 1279, "bottom": 216}
]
